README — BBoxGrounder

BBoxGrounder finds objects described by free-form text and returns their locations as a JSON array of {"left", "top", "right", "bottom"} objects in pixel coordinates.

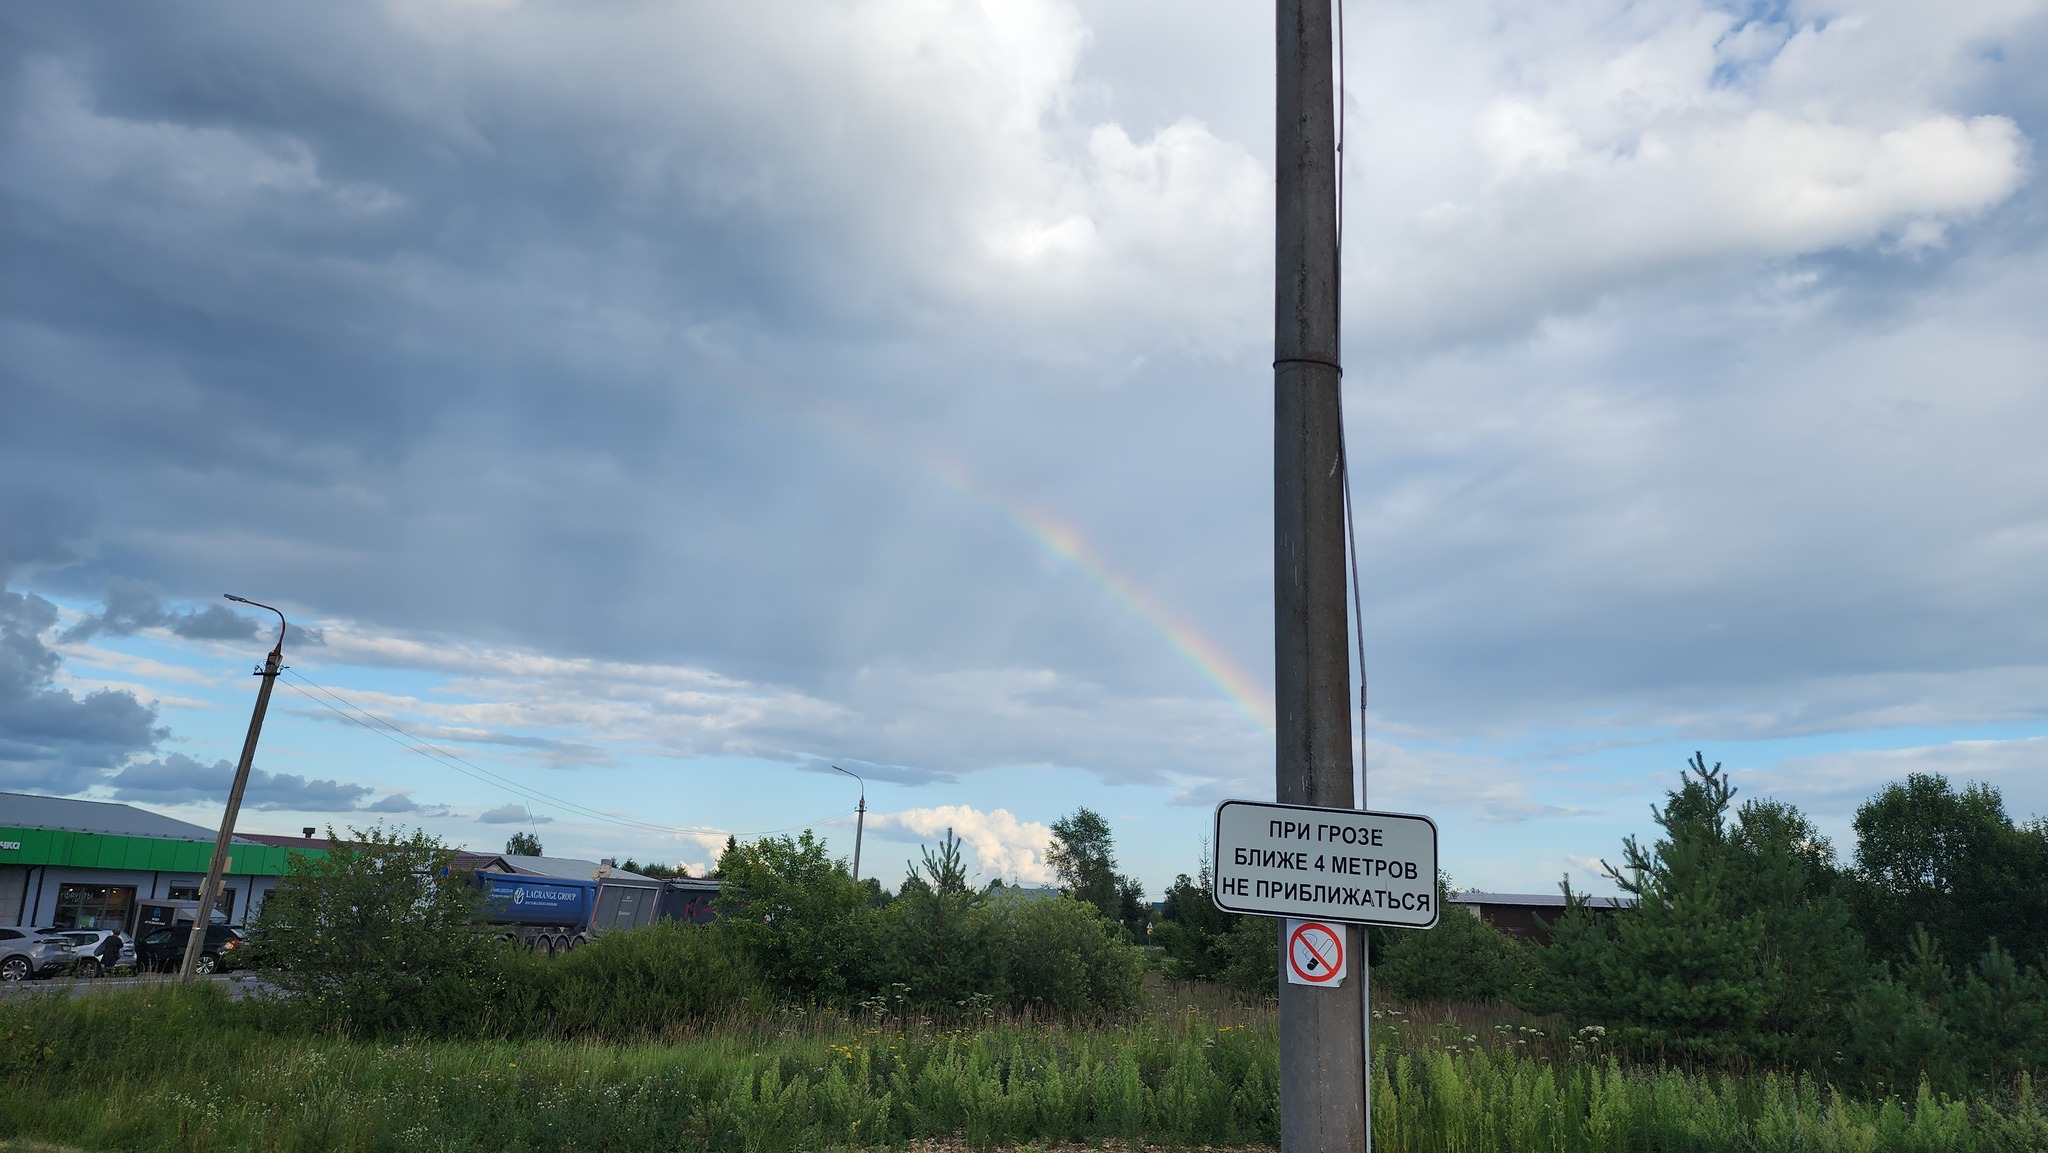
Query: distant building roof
[
  {"left": 1448, "top": 891, "right": 1636, "bottom": 911},
  {"left": 0, "top": 791, "right": 263, "bottom": 844},
  {"left": 239, "top": 832, "right": 329, "bottom": 851},
  {"left": 497, "top": 854, "right": 660, "bottom": 885},
  {"left": 451, "top": 851, "right": 513, "bottom": 873}
]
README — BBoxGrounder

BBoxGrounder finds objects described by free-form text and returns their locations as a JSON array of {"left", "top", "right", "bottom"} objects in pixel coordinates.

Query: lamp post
[
  {"left": 180, "top": 594, "right": 286, "bottom": 982},
  {"left": 832, "top": 765, "right": 866, "bottom": 884}
]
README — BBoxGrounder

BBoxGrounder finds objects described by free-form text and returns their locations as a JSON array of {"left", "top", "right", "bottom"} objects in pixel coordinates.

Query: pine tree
[
  {"left": 1594, "top": 754, "right": 1766, "bottom": 1060},
  {"left": 1534, "top": 753, "right": 1868, "bottom": 1065}
]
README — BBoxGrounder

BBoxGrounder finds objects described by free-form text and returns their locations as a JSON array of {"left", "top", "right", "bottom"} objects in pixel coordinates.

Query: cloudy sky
[{"left": 4, "top": 0, "right": 2045, "bottom": 894}]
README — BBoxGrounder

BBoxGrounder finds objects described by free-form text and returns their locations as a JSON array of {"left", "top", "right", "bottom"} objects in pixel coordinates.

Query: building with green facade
[{"left": 1, "top": 791, "right": 326, "bottom": 932}]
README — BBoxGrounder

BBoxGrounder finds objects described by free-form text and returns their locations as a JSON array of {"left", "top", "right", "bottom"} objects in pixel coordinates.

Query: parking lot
[{"left": 0, "top": 970, "right": 277, "bottom": 1000}]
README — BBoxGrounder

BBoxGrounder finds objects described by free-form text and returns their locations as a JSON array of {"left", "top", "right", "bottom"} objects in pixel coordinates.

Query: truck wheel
[
  {"left": 568, "top": 934, "right": 589, "bottom": 950},
  {"left": 555, "top": 934, "right": 574, "bottom": 953},
  {"left": 0, "top": 956, "right": 28, "bottom": 981}
]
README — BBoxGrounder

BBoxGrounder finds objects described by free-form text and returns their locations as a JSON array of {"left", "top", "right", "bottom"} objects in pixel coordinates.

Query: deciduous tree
[
  {"left": 1047, "top": 807, "right": 1147, "bottom": 941},
  {"left": 1849, "top": 774, "right": 2048, "bottom": 967}
]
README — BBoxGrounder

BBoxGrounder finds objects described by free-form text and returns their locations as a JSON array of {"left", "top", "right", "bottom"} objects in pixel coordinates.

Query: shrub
[
  {"left": 246, "top": 825, "right": 496, "bottom": 1036},
  {"left": 1154, "top": 868, "right": 1240, "bottom": 983},
  {"left": 1842, "top": 927, "right": 2048, "bottom": 1095},
  {"left": 714, "top": 831, "right": 873, "bottom": 1004},
  {"left": 503, "top": 919, "right": 764, "bottom": 1036},
  {"left": 981, "top": 889, "right": 1144, "bottom": 1013},
  {"left": 1374, "top": 881, "right": 1528, "bottom": 1002},
  {"left": 867, "top": 832, "right": 992, "bottom": 1005}
]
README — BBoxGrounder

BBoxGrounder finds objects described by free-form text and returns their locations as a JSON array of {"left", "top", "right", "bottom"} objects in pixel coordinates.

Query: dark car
[{"left": 135, "top": 924, "right": 247, "bottom": 974}]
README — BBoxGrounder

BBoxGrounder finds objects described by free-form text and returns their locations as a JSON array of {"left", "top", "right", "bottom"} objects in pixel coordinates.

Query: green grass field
[{"left": 3, "top": 982, "right": 2042, "bottom": 1151}]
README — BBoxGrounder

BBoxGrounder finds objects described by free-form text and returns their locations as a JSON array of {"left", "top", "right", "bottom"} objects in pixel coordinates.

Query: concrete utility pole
[
  {"left": 833, "top": 765, "right": 866, "bottom": 883},
  {"left": 180, "top": 595, "right": 286, "bottom": 982},
  {"left": 1273, "top": 2, "right": 1367, "bottom": 1150}
]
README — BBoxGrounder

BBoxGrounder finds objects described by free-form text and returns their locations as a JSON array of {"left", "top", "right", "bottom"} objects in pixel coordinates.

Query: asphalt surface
[{"left": 0, "top": 970, "right": 280, "bottom": 1000}]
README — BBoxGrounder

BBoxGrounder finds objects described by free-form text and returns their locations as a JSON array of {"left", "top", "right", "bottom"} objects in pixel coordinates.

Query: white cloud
[
  {"left": 1176, "top": 739, "right": 1596, "bottom": 826},
  {"left": 1340, "top": 0, "right": 2034, "bottom": 345},
  {"left": 288, "top": 619, "right": 1270, "bottom": 788},
  {"left": 866, "top": 804, "right": 1056, "bottom": 884},
  {"left": 1743, "top": 736, "right": 2048, "bottom": 818},
  {"left": 1366, "top": 742, "right": 1594, "bottom": 824},
  {"left": 1564, "top": 854, "right": 1610, "bottom": 880}
]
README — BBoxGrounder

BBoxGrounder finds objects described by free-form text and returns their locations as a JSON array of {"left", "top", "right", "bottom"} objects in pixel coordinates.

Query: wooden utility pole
[
  {"left": 1273, "top": 1, "right": 1366, "bottom": 1150},
  {"left": 179, "top": 595, "right": 285, "bottom": 981}
]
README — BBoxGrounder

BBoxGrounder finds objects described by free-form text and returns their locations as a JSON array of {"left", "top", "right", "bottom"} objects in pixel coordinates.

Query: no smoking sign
[{"left": 1285, "top": 919, "right": 1348, "bottom": 986}]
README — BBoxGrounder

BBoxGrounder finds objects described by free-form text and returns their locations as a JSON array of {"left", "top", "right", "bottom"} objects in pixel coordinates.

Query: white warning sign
[
  {"left": 1212, "top": 799, "right": 1439, "bottom": 929},
  {"left": 1285, "top": 919, "right": 1347, "bottom": 986}
]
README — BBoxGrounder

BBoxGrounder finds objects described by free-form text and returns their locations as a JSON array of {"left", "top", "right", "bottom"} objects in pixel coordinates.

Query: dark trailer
[{"left": 657, "top": 878, "right": 721, "bottom": 925}]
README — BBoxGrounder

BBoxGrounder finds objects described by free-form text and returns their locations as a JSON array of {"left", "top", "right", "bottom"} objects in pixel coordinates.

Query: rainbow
[
  {"left": 925, "top": 459, "right": 1276, "bottom": 736},
  {"left": 725, "top": 376, "right": 1277, "bottom": 737}
]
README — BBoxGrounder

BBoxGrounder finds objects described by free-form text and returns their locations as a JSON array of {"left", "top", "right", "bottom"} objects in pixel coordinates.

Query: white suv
[{"left": 34, "top": 929, "right": 125, "bottom": 977}]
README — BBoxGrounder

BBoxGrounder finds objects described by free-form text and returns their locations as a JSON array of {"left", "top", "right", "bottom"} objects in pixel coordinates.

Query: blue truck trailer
[
  {"left": 479, "top": 872, "right": 663, "bottom": 954},
  {"left": 478, "top": 872, "right": 718, "bottom": 954}
]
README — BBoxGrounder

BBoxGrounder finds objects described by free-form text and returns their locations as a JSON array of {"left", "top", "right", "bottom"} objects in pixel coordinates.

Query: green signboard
[{"left": 0, "top": 827, "right": 322, "bottom": 875}]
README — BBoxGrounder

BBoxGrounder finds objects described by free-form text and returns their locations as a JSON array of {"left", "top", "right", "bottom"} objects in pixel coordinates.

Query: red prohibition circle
[{"left": 1288, "top": 922, "right": 1343, "bottom": 983}]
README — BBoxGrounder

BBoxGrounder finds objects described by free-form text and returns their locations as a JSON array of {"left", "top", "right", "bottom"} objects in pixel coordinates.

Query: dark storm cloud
[
  {"left": 363, "top": 793, "right": 451, "bottom": 817},
  {"left": 0, "top": 488, "right": 89, "bottom": 586},
  {"left": 0, "top": 0, "right": 1053, "bottom": 694},
  {"left": 107, "top": 752, "right": 374, "bottom": 811},
  {"left": 3, "top": 0, "right": 2046, "bottom": 801},
  {"left": 63, "top": 583, "right": 260, "bottom": 643},
  {"left": 0, "top": 588, "right": 164, "bottom": 793}
]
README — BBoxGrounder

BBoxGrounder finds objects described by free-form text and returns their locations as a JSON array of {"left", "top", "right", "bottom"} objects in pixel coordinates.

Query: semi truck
[{"left": 478, "top": 872, "right": 716, "bottom": 954}]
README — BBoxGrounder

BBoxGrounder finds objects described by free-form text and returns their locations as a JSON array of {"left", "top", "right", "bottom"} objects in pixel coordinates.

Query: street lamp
[
  {"left": 180, "top": 595, "right": 286, "bottom": 982},
  {"left": 832, "top": 765, "right": 866, "bottom": 884}
]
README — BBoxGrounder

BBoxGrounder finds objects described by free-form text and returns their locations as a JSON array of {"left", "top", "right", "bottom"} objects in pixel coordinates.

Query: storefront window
[
  {"left": 55, "top": 884, "right": 135, "bottom": 931},
  {"left": 167, "top": 885, "right": 237, "bottom": 922}
]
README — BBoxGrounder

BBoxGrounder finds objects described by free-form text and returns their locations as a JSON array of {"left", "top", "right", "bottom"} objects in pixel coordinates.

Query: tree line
[
  {"left": 1154, "top": 755, "right": 2048, "bottom": 1094},
  {"left": 246, "top": 807, "right": 1154, "bottom": 1037}
]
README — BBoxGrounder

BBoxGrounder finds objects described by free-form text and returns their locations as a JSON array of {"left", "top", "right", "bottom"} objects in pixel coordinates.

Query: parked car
[
  {"left": 0, "top": 928, "right": 79, "bottom": 981},
  {"left": 135, "top": 924, "right": 247, "bottom": 974},
  {"left": 32, "top": 929, "right": 125, "bottom": 977}
]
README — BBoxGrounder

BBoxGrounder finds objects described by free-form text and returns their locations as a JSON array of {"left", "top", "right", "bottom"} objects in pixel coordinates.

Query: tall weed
[{"left": 4, "top": 982, "right": 2045, "bottom": 1151}]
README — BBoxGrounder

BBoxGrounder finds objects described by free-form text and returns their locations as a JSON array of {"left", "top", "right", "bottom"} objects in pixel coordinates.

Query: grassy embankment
[{"left": 3, "top": 982, "right": 2043, "bottom": 1152}]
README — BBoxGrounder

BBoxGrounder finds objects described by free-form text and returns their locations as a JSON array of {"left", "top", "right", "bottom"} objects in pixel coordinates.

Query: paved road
[{"left": 0, "top": 971, "right": 280, "bottom": 1000}]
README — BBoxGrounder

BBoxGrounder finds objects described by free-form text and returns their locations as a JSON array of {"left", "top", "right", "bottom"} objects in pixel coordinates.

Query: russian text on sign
[{"left": 1211, "top": 799, "right": 1439, "bottom": 928}]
